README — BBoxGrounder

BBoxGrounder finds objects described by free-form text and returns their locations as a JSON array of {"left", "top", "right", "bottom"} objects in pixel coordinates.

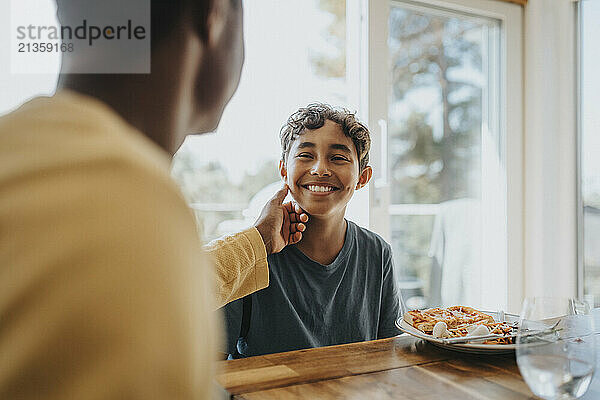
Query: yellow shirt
[{"left": 0, "top": 91, "right": 268, "bottom": 399}]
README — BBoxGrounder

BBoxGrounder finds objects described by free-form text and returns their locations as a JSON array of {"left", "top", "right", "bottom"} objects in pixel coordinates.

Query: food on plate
[
  {"left": 403, "top": 306, "right": 516, "bottom": 344},
  {"left": 404, "top": 307, "right": 458, "bottom": 332},
  {"left": 468, "top": 324, "right": 490, "bottom": 337},
  {"left": 432, "top": 321, "right": 450, "bottom": 338}
]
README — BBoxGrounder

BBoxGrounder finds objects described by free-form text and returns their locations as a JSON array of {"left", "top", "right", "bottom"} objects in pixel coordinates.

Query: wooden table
[{"left": 216, "top": 335, "right": 600, "bottom": 399}]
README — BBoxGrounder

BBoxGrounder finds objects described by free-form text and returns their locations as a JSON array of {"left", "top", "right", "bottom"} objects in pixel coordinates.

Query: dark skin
[
  {"left": 295, "top": 218, "right": 347, "bottom": 266},
  {"left": 58, "top": 1, "right": 237, "bottom": 154},
  {"left": 58, "top": 0, "right": 307, "bottom": 253},
  {"left": 254, "top": 185, "right": 309, "bottom": 254},
  {"left": 279, "top": 122, "right": 372, "bottom": 264}
]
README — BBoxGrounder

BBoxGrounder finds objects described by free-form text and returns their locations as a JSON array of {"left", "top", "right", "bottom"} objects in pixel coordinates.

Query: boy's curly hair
[{"left": 279, "top": 103, "right": 371, "bottom": 171}]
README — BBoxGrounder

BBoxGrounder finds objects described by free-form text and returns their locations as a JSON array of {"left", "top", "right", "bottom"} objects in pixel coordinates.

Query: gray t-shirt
[{"left": 222, "top": 220, "right": 403, "bottom": 357}]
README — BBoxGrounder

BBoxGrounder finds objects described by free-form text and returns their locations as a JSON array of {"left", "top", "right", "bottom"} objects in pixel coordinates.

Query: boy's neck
[{"left": 295, "top": 213, "right": 348, "bottom": 266}]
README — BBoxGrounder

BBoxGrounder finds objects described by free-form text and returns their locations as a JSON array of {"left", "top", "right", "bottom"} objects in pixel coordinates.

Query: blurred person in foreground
[{"left": 0, "top": 0, "right": 307, "bottom": 398}]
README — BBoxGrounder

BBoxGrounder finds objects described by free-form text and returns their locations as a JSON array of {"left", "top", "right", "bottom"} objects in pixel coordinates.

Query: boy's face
[{"left": 280, "top": 120, "right": 372, "bottom": 219}]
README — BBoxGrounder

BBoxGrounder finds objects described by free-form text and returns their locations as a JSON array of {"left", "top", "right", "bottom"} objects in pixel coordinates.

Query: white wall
[
  {"left": 523, "top": 0, "right": 578, "bottom": 300},
  {"left": 0, "top": 0, "right": 59, "bottom": 116}
]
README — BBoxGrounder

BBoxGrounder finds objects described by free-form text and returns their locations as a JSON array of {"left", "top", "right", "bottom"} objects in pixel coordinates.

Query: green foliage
[
  {"left": 387, "top": 8, "right": 485, "bottom": 285},
  {"left": 390, "top": 112, "right": 441, "bottom": 203},
  {"left": 389, "top": 9, "right": 483, "bottom": 205},
  {"left": 310, "top": 0, "right": 345, "bottom": 78},
  {"left": 171, "top": 146, "right": 279, "bottom": 205},
  {"left": 391, "top": 215, "right": 435, "bottom": 285},
  {"left": 171, "top": 147, "right": 280, "bottom": 239}
]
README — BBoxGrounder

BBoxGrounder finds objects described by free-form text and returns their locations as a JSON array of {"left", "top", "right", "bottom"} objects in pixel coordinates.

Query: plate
[{"left": 395, "top": 310, "right": 519, "bottom": 355}]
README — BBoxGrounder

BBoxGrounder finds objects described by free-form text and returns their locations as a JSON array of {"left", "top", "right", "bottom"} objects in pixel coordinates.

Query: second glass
[{"left": 516, "top": 297, "right": 596, "bottom": 400}]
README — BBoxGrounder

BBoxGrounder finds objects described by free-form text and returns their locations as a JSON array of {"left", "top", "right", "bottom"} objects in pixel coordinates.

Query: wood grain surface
[
  {"left": 217, "top": 336, "right": 448, "bottom": 393},
  {"left": 217, "top": 335, "right": 600, "bottom": 400},
  {"left": 216, "top": 335, "right": 600, "bottom": 400},
  {"left": 217, "top": 336, "right": 531, "bottom": 399}
]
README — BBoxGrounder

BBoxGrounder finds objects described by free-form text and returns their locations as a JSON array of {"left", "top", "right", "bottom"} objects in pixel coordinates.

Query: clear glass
[
  {"left": 171, "top": 0, "right": 352, "bottom": 241},
  {"left": 516, "top": 297, "right": 596, "bottom": 400},
  {"left": 388, "top": 2, "right": 505, "bottom": 310},
  {"left": 581, "top": 0, "right": 600, "bottom": 308}
]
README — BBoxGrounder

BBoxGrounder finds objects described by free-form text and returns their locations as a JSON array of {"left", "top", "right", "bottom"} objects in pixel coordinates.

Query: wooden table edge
[{"left": 216, "top": 336, "right": 459, "bottom": 396}]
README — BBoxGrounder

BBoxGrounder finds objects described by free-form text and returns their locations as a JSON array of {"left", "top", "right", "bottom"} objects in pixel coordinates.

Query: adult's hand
[{"left": 254, "top": 184, "right": 308, "bottom": 254}]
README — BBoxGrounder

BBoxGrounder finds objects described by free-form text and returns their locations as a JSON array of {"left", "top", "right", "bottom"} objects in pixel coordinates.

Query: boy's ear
[
  {"left": 279, "top": 159, "right": 287, "bottom": 181},
  {"left": 355, "top": 166, "right": 373, "bottom": 190}
]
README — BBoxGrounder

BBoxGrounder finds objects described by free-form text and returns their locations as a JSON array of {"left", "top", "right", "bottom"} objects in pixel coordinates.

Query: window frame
[
  {"left": 363, "top": 0, "right": 523, "bottom": 311},
  {"left": 577, "top": 0, "right": 583, "bottom": 302}
]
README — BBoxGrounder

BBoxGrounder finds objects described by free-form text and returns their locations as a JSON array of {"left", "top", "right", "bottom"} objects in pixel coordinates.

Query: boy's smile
[
  {"left": 301, "top": 183, "right": 339, "bottom": 194},
  {"left": 280, "top": 120, "right": 372, "bottom": 219}
]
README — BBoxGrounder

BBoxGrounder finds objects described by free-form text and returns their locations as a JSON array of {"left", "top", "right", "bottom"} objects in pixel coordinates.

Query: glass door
[{"left": 368, "top": 0, "right": 523, "bottom": 312}]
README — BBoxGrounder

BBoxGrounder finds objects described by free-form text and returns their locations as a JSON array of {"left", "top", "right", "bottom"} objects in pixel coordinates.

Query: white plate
[{"left": 395, "top": 311, "right": 519, "bottom": 355}]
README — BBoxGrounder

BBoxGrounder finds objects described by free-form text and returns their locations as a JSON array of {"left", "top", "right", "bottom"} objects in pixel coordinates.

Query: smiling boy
[{"left": 223, "top": 104, "right": 403, "bottom": 357}]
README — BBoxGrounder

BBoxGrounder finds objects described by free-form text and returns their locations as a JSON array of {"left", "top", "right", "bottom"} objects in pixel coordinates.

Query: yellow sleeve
[
  {"left": 204, "top": 227, "right": 269, "bottom": 307},
  {"left": 0, "top": 159, "right": 218, "bottom": 400}
]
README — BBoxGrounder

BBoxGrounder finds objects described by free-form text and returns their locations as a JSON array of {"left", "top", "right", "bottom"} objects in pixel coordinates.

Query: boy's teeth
[{"left": 308, "top": 185, "right": 333, "bottom": 192}]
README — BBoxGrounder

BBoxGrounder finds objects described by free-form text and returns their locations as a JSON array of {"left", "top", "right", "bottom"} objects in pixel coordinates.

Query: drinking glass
[{"left": 516, "top": 297, "right": 596, "bottom": 400}]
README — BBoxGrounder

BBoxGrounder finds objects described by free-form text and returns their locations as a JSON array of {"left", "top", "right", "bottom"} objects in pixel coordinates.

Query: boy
[{"left": 222, "top": 104, "right": 403, "bottom": 357}]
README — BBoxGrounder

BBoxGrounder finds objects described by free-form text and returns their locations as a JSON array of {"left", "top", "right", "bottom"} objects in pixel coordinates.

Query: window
[
  {"left": 367, "top": 0, "right": 522, "bottom": 311},
  {"left": 581, "top": 0, "right": 600, "bottom": 307},
  {"left": 2, "top": 0, "right": 524, "bottom": 313},
  {"left": 171, "top": 0, "right": 362, "bottom": 241},
  {"left": 0, "top": 0, "right": 58, "bottom": 116},
  {"left": 174, "top": 0, "right": 523, "bottom": 311}
]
